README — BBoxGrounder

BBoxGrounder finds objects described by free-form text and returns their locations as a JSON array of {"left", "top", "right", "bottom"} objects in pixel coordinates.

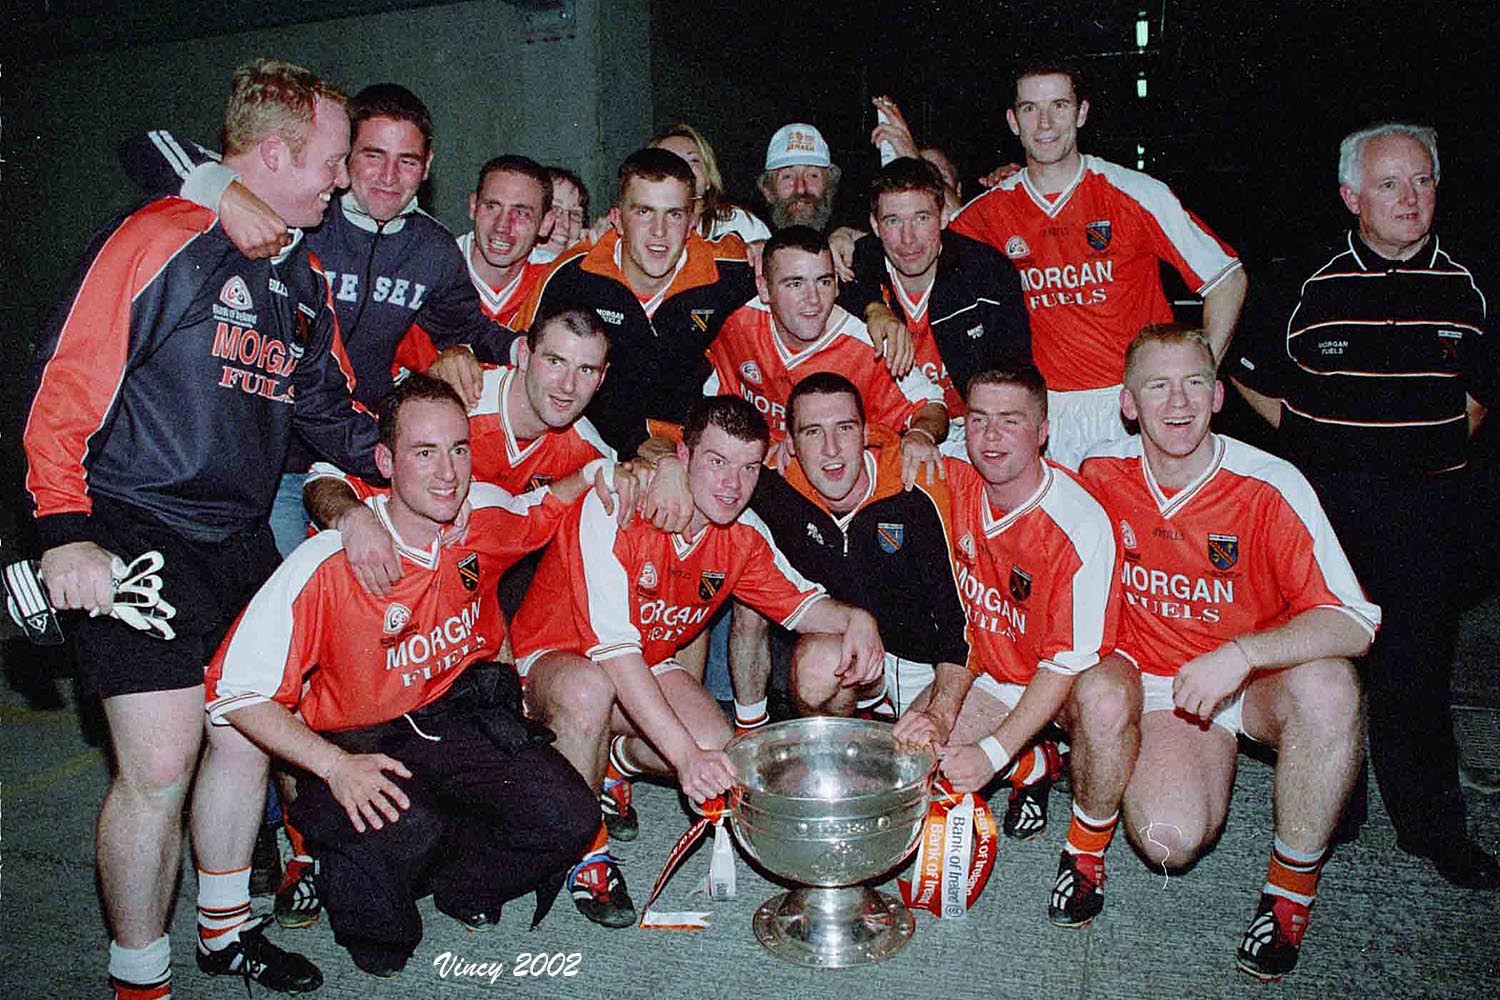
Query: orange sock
[
  {"left": 283, "top": 817, "right": 312, "bottom": 863},
  {"left": 1264, "top": 836, "right": 1325, "bottom": 906},
  {"left": 1002, "top": 741, "right": 1060, "bottom": 787},
  {"left": 1063, "top": 802, "right": 1119, "bottom": 857},
  {"left": 111, "top": 979, "right": 172, "bottom": 1000},
  {"left": 585, "top": 821, "right": 610, "bottom": 857}
]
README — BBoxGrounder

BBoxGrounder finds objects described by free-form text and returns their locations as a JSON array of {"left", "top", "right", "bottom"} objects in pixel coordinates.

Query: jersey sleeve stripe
[
  {"left": 578, "top": 491, "right": 642, "bottom": 659},
  {"left": 1087, "top": 157, "right": 1239, "bottom": 289},
  {"left": 572, "top": 417, "right": 616, "bottom": 462},
  {"left": 23, "top": 201, "right": 217, "bottom": 519},
  {"left": 1041, "top": 477, "right": 1117, "bottom": 674}
]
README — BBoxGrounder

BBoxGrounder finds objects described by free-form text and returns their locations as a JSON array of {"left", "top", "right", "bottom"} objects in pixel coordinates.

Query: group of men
[{"left": 19, "top": 49, "right": 1495, "bottom": 1000}]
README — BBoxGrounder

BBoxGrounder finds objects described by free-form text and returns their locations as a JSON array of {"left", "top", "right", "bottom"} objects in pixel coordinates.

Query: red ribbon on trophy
[{"left": 639, "top": 795, "right": 735, "bottom": 930}]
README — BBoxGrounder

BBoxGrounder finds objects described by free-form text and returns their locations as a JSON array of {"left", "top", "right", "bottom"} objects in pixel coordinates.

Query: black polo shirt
[{"left": 1235, "top": 231, "right": 1495, "bottom": 474}]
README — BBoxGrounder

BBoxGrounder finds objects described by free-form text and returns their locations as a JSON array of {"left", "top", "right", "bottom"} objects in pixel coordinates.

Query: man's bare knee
[
  {"left": 1123, "top": 807, "right": 1215, "bottom": 871},
  {"left": 1283, "top": 657, "right": 1361, "bottom": 736},
  {"left": 789, "top": 634, "right": 846, "bottom": 714},
  {"left": 1068, "top": 656, "right": 1141, "bottom": 738}
]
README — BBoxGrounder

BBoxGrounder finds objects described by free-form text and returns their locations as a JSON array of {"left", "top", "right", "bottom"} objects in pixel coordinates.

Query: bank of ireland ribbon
[{"left": 897, "top": 779, "right": 999, "bottom": 918}]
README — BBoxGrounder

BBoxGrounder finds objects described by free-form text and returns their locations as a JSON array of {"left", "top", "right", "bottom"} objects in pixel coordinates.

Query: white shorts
[
  {"left": 1138, "top": 668, "right": 1245, "bottom": 737},
  {"left": 516, "top": 648, "right": 687, "bottom": 681},
  {"left": 1046, "top": 385, "right": 1129, "bottom": 471},
  {"left": 880, "top": 659, "right": 1029, "bottom": 717}
]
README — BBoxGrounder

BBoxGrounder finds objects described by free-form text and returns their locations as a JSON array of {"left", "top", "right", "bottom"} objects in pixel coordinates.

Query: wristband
[{"left": 978, "top": 735, "right": 1010, "bottom": 772}]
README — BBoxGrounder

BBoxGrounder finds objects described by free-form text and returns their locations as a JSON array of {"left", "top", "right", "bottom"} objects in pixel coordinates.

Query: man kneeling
[
  {"left": 205, "top": 376, "right": 600, "bottom": 977},
  {"left": 511, "top": 395, "right": 884, "bottom": 927},
  {"left": 1080, "top": 327, "right": 1378, "bottom": 980}
]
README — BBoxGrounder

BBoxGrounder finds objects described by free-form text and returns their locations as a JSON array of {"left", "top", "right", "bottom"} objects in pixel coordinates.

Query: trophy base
[{"left": 752, "top": 886, "right": 916, "bottom": 968}]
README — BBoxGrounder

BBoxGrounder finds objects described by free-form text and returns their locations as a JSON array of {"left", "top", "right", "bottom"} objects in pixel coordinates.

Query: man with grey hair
[
  {"left": 758, "top": 123, "right": 843, "bottom": 231},
  {"left": 1233, "top": 122, "right": 1499, "bottom": 889}
]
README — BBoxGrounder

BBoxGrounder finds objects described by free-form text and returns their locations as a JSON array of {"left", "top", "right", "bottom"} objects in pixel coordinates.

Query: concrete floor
[{"left": 2, "top": 601, "right": 1499, "bottom": 1000}]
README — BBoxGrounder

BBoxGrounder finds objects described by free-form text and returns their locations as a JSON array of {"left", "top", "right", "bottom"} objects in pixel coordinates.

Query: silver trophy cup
[{"left": 724, "top": 718, "right": 936, "bottom": 967}]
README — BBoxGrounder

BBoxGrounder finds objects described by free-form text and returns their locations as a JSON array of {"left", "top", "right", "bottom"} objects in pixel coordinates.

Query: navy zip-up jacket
[{"left": 24, "top": 197, "right": 381, "bottom": 547}]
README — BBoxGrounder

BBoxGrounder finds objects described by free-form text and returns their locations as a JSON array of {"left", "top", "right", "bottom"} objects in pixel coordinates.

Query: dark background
[{"left": 4, "top": 0, "right": 1497, "bottom": 551}]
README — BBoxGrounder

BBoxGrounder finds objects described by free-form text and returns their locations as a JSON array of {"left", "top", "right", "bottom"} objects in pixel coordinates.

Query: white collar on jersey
[
  {"left": 1140, "top": 433, "right": 1226, "bottom": 517},
  {"left": 771, "top": 306, "right": 852, "bottom": 368},
  {"left": 1020, "top": 155, "right": 1088, "bottom": 218},
  {"left": 981, "top": 460, "right": 1053, "bottom": 536},
  {"left": 370, "top": 493, "right": 471, "bottom": 570}
]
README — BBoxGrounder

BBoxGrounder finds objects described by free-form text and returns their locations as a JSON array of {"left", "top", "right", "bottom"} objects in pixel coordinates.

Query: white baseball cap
[{"left": 765, "top": 123, "right": 832, "bottom": 171}]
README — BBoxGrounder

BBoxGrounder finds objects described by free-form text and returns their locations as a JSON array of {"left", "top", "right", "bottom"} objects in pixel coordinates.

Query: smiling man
[
  {"left": 706, "top": 225, "right": 949, "bottom": 483},
  {"left": 948, "top": 63, "right": 1245, "bottom": 468},
  {"left": 206, "top": 375, "right": 600, "bottom": 978},
  {"left": 1232, "top": 123, "right": 1500, "bottom": 891},
  {"left": 1081, "top": 326, "right": 1378, "bottom": 979},
  {"left": 840, "top": 157, "right": 1031, "bottom": 422},
  {"left": 728, "top": 373, "right": 969, "bottom": 727},
  {"left": 25, "top": 58, "right": 378, "bottom": 1000},
  {"left": 510, "top": 395, "right": 883, "bottom": 928},
  {"left": 513, "top": 149, "right": 756, "bottom": 456}
]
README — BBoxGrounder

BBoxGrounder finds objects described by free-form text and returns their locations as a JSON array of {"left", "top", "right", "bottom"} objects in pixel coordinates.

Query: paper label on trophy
[{"left": 708, "top": 821, "right": 737, "bottom": 899}]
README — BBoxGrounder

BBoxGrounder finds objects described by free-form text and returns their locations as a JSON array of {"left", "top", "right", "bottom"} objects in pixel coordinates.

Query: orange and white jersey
[
  {"left": 950, "top": 155, "right": 1240, "bottom": 392},
  {"left": 308, "top": 365, "right": 613, "bottom": 496},
  {"left": 945, "top": 457, "right": 1119, "bottom": 686},
  {"left": 1079, "top": 434, "right": 1380, "bottom": 677},
  {"left": 456, "top": 232, "right": 549, "bottom": 328},
  {"left": 705, "top": 300, "right": 945, "bottom": 442},
  {"left": 511, "top": 491, "right": 826, "bottom": 667},
  {"left": 205, "top": 484, "right": 567, "bottom": 732},
  {"left": 884, "top": 259, "right": 963, "bottom": 415},
  {"left": 465, "top": 365, "right": 613, "bottom": 491}
]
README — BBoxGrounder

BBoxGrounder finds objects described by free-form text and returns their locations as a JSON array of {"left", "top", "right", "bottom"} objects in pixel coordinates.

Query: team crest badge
[
  {"left": 1085, "top": 220, "right": 1112, "bottom": 252},
  {"left": 382, "top": 602, "right": 413, "bottom": 634},
  {"left": 526, "top": 474, "right": 555, "bottom": 491},
  {"left": 219, "top": 275, "right": 254, "bottom": 310},
  {"left": 959, "top": 532, "right": 976, "bottom": 560},
  {"left": 877, "top": 522, "right": 905, "bottom": 553},
  {"left": 1004, "top": 235, "right": 1031, "bottom": 259},
  {"left": 457, "top": 553, "right": 480, "bottom": 591},
  {"left": 1208, "top": 533, "right": 1239, "bottom": 570},
  {"left": 638, "top": 562, "right": 658, "bottom": 590},
  {"left": 699, "top": 571, "right": 726, "bottom": 601},
  {"left": 1119, "top": 519, "right": 1139, "bottom": 550},
  {"left": 1009, "top": 565, "right": 1032, "bottom": 603},
  {"left": 691, "top": 308, "right": 715, "bottom": 332},
  {"left": 740, "top": 360, "right": 764, "bottom": 386}
]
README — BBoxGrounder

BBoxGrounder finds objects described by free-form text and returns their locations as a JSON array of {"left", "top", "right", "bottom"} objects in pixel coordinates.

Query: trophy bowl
[{"left": 724, "top": 717, "right": 936, "bottom": 967}]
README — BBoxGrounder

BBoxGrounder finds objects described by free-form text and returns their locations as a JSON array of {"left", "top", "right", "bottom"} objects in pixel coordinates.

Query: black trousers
[
  {"left": 1309, "top": 467, "right": 1470, "bottom": 848},
  {"left": 290, "top": 664, "right": 598, "bottom": 958}
]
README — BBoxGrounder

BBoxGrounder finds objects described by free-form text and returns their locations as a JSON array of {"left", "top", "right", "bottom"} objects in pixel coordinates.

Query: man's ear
[
  {"left": 1339, "top": 184, "right": 1362, "bottom": 216},
  {"left": 609, "top": 206, "right": 623, "bottom": 237},
  {"left": 468, "top": 191, "right": 478, "bottom": 222},
  {"left": 514, "top": 337, "right": 531, "bottom": 373},
  {"left": 1119, "top": 386, "right": 1139, "bottom": 422},
  {"left": 676, "top": 441, "right": 690, "bottom": 465},
  {"left": 1075, "top": 99, "right": 1090, "bottom": 128},
  {"left": 375, "top": 442, "right": 394, "bottom": 479},
  {"left": 538, "top": 206, "right": 557, "bottom": 241},
  {"left": 1006, "top": 108, "right": 1021, "bottom": 137},
  {"left": 259, "top": 134, "right": 286, "bottom": 173},
  {"left": 1037, "top": 417, "right": 1049, "bottom": 451},
  {"left": 755, "top": 266, "right": 772, "bottom": 305},
  {"left": 421, "top": 148, "right": 434, "bottom": 183}
]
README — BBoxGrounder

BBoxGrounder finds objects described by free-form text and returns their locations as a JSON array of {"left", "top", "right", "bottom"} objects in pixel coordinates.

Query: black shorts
[{"left": 71, "top": 497, "right": 280, "bottom": 699}]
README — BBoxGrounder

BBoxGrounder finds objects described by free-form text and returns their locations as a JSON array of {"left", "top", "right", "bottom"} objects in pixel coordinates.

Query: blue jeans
[{"left": 269, "top": 472, "right": 312, "bottom": 558}]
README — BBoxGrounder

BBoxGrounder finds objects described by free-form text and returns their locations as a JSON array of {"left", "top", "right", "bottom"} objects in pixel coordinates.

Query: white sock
[{"left": 108, "top": 934, "right": 171, "bottom": 988}]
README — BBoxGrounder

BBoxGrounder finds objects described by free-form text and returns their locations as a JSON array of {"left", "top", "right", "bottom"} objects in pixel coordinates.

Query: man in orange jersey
[
  {"left": 510, "top": 395, "right": 884, "bottom": 928},
  {"left": 306, "top": 306, "right": 614, "bottom": 598},
  {"left": 947, "top": 65, "right": 1246, "bottom": 468},
  {"left": 706, "top": 225, "right": 949, "bottom": 485},
  {"left": 889, "top": 364, "right": 1136, "bottom": 925},
  {"left": 1079, "top": 327, "right": 1377, "bottom": 980},
  {"left": 207, "top": 376, "right": 602, "bottom": 977}
]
